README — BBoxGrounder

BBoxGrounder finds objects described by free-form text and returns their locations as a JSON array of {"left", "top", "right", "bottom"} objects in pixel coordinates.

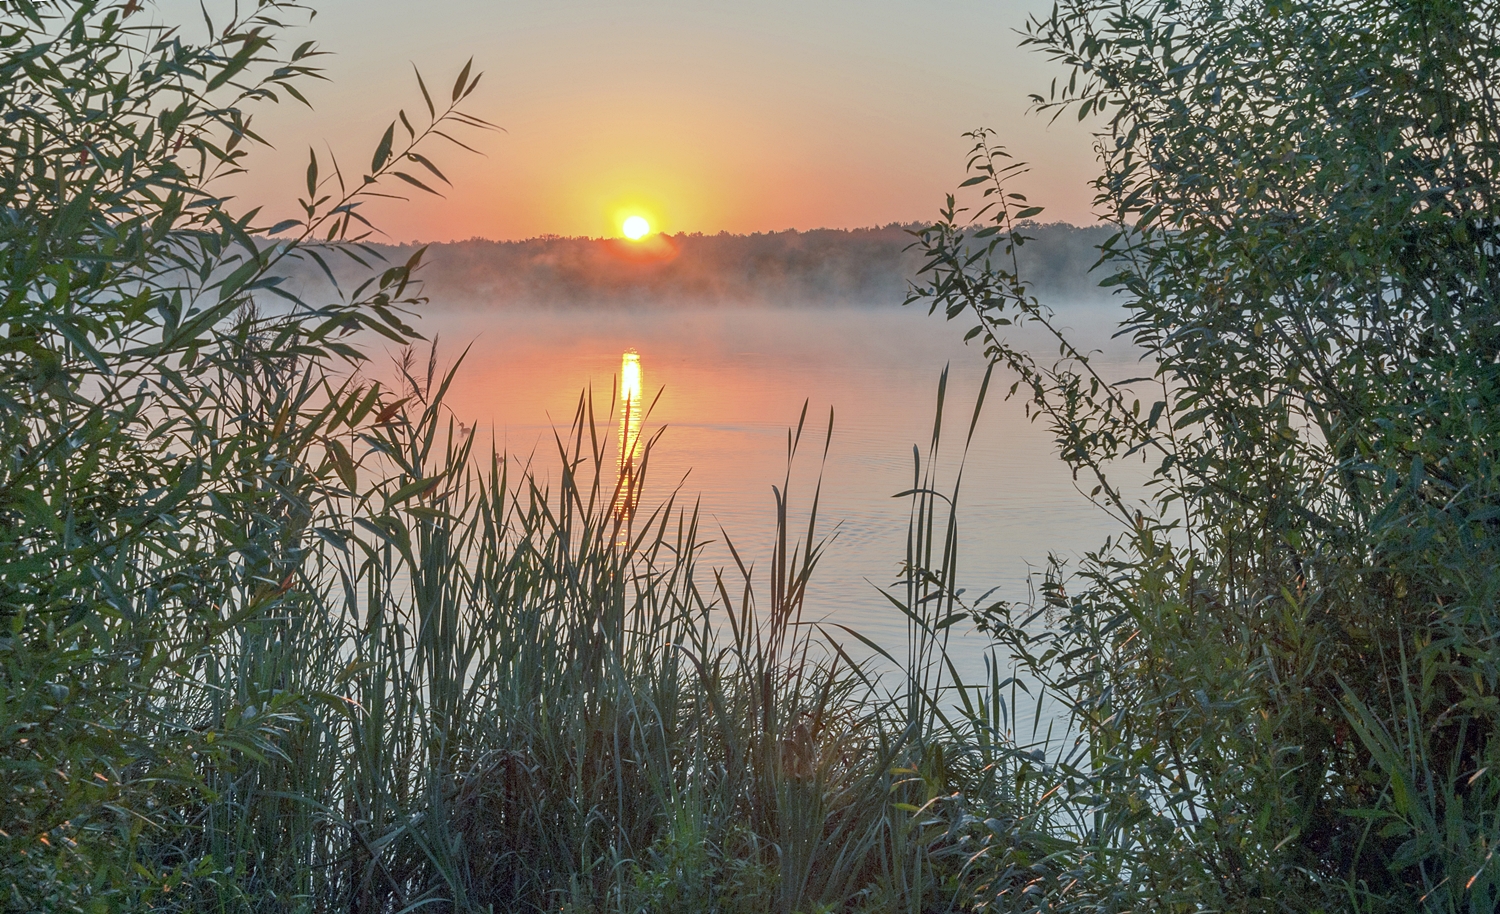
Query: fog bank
[{"left": 279, "top": 223, "right": 1115, "bottom": 309}]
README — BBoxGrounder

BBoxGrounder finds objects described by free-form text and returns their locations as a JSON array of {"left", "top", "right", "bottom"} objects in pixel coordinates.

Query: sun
[{"left": 622, "top": 215, "right": 651, "bottom": 240}]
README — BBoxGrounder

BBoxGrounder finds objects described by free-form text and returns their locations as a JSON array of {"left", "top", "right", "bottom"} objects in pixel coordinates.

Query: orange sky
[{"left": 209, "top": 0, "right": 1098, "bottom": 242}]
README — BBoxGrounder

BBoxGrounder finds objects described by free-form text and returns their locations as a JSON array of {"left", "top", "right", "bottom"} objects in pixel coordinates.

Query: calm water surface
[{"left": 398, "top": 301, "right": 1143, "bottom": 681}]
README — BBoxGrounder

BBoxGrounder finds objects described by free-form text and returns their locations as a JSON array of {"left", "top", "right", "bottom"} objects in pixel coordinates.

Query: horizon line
[{"left": 370, "top": 218, "right": 1101, "bottom": 247}]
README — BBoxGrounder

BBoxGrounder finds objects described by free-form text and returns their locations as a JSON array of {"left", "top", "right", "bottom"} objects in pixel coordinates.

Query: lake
[{"left": 392, "top": 299, "right": 1142, "bottom": 683}]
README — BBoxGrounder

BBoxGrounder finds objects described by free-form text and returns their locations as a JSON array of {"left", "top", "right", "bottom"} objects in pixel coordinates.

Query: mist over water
[
  {"left": 281, "top": 223, "right": 1114, "bottom": 311},
  {"left": 384, "top": 297, "right": 1144, "bottom": 681},
  {"left": 294, "top": 224, "right": 1145, "bottom": 679}
]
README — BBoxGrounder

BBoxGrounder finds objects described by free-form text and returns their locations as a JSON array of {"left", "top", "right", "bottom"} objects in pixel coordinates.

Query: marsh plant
[
  {"left": 0, "top": 3, "right": 964, "bottom": 912},
  {"left": 10, "top": 0, "right": 1499, "bottom": 912}
]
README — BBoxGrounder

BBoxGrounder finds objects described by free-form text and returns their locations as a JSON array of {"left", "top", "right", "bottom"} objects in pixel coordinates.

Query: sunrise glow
[{"left": 622, "top": 215, "right": 651, "bottom": 240}]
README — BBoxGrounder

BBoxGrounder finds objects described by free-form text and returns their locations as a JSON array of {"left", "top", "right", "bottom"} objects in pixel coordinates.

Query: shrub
[
  {"left": 0, "top": 2, "right": 483, "bottom": 908},
  {"left": 909, "top": 1, "right": 1500, "bottom": 910},
  {"left": 1, "top": 8, "right": 941, "bottom": 913}
]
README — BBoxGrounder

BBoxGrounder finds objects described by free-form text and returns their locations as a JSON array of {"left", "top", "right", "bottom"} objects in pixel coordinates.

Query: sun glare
[
  {"left": 616, "top": 348, "right": 644, "bottom": 523},
  {"left": 620, "top": 350, "right": 642, "bottom": 403},
  {"left": 622, "top": 215, "right": 651, "bottom": 240}
]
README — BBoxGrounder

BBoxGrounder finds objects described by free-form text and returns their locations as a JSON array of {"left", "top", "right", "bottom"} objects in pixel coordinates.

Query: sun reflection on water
[{"left": 615, "top": 349, "right": 644, "bottom": 523}]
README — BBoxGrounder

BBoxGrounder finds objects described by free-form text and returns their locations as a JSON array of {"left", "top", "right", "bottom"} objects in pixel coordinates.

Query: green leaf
[
  {"left": 325, "top": 438, "right": 358, "bottom": 491},
  {"left": 391, "top": 171, "right": 441, "bottom": 196},
  {"left": 387, "top": 476, "right": 442, "bottom": 505},
  {"left": 372, "top": 123, "right": 395, "bottom": 173},
  {"left": 306, "top": 147, "right": 318, "bottom": 198},
  {"left": 405, "top": 151, "right": 451, "bottom": 185},
  {"left": 452, "top": 58, "right": 473, "bottom": 102},
  {"left": 413, "top": 65, "right": 435, "bottom": 118}
]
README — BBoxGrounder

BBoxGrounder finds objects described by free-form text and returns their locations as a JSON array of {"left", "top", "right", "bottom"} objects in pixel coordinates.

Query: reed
[
  {"left": 106, "top": 338, "right": 989, "bottom": 914},
  {"left": 0, "top": 7, "right": 991, "bottom": 909}
]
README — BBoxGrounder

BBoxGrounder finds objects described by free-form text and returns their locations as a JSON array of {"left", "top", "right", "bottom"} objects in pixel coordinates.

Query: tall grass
[
  {"left": 108, "top": 339, "right": 996, "bottom": 914},
  {"left": 0, "top": 6, "right": 1007, "bottom": 906}
]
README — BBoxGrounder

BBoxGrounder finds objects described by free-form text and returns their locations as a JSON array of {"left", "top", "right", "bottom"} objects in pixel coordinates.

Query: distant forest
[{"left": 282, "top": 222, "right": 1113, "bottom": 308}]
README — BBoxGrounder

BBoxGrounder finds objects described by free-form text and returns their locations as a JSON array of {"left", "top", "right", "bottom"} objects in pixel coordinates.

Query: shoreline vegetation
[
  {"left": 274, "top": 222, "right": 1115, "bottom": 310},
  {"left": 5, "top": 1, "right": 1499, "bottom": 913}
]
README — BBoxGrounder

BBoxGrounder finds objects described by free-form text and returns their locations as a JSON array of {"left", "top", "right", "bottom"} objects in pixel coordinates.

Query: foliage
[
  {"left": 908, "top": 0, "right": 1500, "bottom": 911},
  {"left": 0, "top": 0, "right": 488, "bottom": 908},
  {"left": 1, "top": 4, "right": 975, "bottom": 913}
]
